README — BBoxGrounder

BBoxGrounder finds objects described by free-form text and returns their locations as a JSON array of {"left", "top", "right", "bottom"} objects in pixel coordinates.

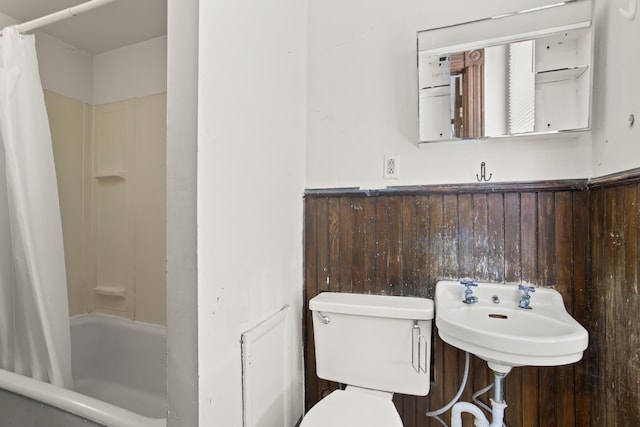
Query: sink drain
[{"left": 488, "top": 314, "right": 508, "bottom": 320}]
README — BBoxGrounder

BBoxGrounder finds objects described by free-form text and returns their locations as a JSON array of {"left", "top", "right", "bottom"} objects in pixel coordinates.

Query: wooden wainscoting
[
  {"left": 588, "top": 175, "right": 640, "bottom": 426},
  {"left": 303, "top": 182, "right": 592, "bottom": 427}
]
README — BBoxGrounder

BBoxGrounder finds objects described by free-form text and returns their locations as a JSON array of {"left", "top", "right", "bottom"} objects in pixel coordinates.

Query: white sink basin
[{"left": 435, "top": 280, "right": 588, "bottom": 373}]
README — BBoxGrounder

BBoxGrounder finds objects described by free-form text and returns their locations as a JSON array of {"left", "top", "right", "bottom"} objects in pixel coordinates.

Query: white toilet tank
[{"left": 309, "top": 292, "right": 434, "bottom": 396}]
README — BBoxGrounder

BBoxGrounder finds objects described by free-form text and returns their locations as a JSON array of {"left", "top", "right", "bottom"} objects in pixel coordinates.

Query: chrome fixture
[
  {"left": 518, "top": 284, "right": 535, "bottom": 309},
  {"left": 461, "top": 280, "right": 479, "bottom": 304}
]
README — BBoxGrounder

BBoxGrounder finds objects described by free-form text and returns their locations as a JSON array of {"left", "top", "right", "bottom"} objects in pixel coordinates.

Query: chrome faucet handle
[
  {"left": 460, "top": 280, "right": 478, "bottom": 304},
  {"left": 518, "top": 284, "right": 535, "bottom": 309}
]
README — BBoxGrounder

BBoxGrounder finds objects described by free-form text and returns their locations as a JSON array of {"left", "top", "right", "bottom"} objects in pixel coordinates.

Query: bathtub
[{"left": 0, "top": 314, "right": 167, "bottom": 427}]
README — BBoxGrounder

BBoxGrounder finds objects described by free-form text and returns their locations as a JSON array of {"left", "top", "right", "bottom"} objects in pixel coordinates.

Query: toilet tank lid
[{"left": 309, "top": 292, "right": 434, "bottom": 320}]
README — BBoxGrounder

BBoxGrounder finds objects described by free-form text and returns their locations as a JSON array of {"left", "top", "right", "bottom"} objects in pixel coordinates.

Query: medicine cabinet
[{"left": 417, "top": 1, "right": 593, "bottom": 143}]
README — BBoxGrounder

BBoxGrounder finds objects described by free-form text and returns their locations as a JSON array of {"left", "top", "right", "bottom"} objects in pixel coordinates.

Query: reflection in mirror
[
  {"left": 450, "top": 49, "right": 484, "bottom": 139},
  {"left": 417, "top": 1, "right": 593, "bottom": 143},
  {"left": 421, "top": 42, "right": 537, "bottom": 141},
  {"left": 418, "top": 55, "right": 453, "bottom": 141},
  {"left": 507, "top": 41, "right": 535, "bottom": 134}
]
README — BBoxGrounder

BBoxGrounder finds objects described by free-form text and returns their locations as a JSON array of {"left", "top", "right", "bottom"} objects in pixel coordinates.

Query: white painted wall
[
  {"left": 1, "top": 11, "right": 166, "bottom": 106},
  {"left": 93, "top": 36, "right": 167, "bottom": 105},
  {"left": 0, "top": 13, "right": 18, "bottom": 32},
  {"left": 166, "top": 0, "right": 198, "bottom": 425},
  {"left": 0, "top": 12, "right": 94, "bottom": 105},
  {"left": 35, "top": 33, "right": 94, "bottom": 105},
  {"left": 591, "top": 0, "right": 640, "bottom": 176},
  {"left": 305, "top": 0, "right": 594, "bottom": 189},
  {"left": 196, "top": 0, "right": 306, "bottom": 426}
]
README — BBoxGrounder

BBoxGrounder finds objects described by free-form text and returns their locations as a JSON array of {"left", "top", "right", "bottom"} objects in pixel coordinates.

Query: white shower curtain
[{"left": 0, "top": 27, "right": 73, "bottom": 389}]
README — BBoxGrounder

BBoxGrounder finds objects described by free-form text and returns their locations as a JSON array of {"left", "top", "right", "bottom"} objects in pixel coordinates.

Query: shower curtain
[{"left": 0, "top": 27, "right": 73, "bottom": 389}]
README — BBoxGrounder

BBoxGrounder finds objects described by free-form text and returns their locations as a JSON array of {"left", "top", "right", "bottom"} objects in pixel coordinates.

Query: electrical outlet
[{"left": 384, "top": 155, "right": 399, "bottom": 179}]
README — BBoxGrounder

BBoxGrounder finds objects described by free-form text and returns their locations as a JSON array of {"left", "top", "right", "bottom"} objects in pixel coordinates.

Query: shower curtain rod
[{"left": 1, "top": 0, "right": 118, "bottom": 36}]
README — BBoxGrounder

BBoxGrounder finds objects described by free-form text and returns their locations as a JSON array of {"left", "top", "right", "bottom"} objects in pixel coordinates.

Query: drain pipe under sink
[
  {"left": 451, "top": 402, "right": 490, "bottom": 427},
  {"left": 451, "top": 371, "right": 508, "bottom": 427}
]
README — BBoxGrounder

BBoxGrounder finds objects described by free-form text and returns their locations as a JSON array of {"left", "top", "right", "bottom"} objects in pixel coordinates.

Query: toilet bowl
[
  {"left": 302, "top": 292, "right": 434, "bottom": 426},
  {"left": 300, "top": 387, "right": 402, "bottom": 427}
]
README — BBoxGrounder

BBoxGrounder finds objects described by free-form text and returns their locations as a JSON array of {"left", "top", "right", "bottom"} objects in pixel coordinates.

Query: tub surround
[{"left": 46, "top": 90, "right": 167, "bottom": 326}]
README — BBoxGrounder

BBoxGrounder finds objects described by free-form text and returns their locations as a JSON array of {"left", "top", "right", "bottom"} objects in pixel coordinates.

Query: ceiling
[{"left": 0, "top": 0, "right": 167, "bottom": 55}]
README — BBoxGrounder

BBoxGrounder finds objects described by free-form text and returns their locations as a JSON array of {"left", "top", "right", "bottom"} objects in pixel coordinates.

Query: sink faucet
[
  {"left": 460, "top": 280, "right": 478, "bottom": 304},
  {"left": 518, "top": 284, "right": 535, "bottom": 309}
]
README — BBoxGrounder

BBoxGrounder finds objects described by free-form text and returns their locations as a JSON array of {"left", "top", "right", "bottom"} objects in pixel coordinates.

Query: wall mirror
[{"left": 417, "top": 1, "right": 593, "bottom": 143}]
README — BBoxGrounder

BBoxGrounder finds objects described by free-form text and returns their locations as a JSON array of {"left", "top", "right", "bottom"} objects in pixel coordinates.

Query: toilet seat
[{"left": 300, "top": 387, "right": 403, "bottom": 427}]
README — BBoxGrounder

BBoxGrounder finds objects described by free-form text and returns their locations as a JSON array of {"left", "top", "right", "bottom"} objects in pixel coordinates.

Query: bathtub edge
[{"left": 0, "top": 369, "right": 166, "bottom": 427}]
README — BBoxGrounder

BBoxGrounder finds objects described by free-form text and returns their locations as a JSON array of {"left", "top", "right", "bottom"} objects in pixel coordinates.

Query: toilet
[{"left": 302, "top": 292, "right": 434, "bottom": 427}]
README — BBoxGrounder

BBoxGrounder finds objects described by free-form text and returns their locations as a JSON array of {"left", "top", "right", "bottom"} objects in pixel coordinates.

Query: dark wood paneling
[
  {"left": 588, "top": 187, "right": 605, "bottom": 426},
  {"left": 571, "top": 189, "right": 590, "bottom": 426},
  {"left": 304, "top": 173, "right": 640, "bottom": 426},
  {"left": 304, "top": 185, "right": 592, "bottom": 426},
  {"left": 303, "top": 196, "right": 317, "bottom": 411},
  {"left": 589, "top": 181, "right": 640, "bottom": 426}
]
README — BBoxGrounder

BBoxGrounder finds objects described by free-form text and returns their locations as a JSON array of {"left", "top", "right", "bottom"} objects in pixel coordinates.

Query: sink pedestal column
[
  {"left": 488, "top": 370, "right": 508, "bottom": 427},
  {"left": 492, "top": 371, "right": 507, "bottom": 403}
]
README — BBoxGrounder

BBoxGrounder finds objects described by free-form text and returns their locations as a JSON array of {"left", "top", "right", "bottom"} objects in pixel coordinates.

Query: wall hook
[
  {"left": 476, "top": 162, "right": 492, "bottom": 182},
  {"left": 620, "top": 0, "right": 637, "bottom": 20}
]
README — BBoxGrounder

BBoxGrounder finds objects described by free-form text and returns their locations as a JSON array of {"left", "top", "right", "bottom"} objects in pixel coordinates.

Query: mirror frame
[{"left": 417, "top": 0, "right": 593, "bottom": 143}]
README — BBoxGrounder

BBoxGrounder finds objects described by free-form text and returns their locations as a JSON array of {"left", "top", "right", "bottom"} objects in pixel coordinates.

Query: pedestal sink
[
  {"left": 435, "top": 280, "right": 588, "bottom": 373},
  {"left": 433, "top": 280, "right": 588, "bottom": 426}
]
